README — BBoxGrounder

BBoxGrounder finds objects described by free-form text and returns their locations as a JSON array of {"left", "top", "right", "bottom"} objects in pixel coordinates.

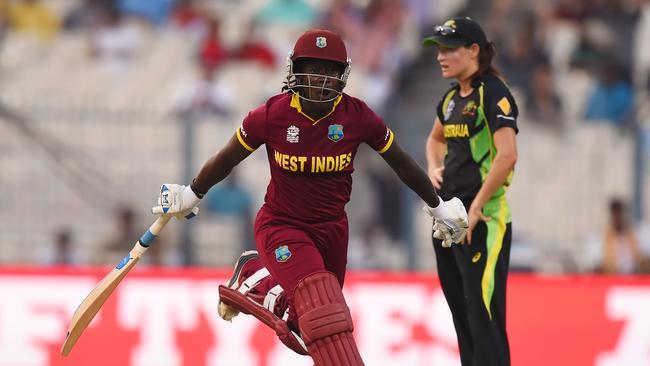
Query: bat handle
[
  {"left": 148, "top": 215, "right": 172, "bottom": 236},
  {"left": 132, "top": 215, "right": 172, "bottom": 255}
]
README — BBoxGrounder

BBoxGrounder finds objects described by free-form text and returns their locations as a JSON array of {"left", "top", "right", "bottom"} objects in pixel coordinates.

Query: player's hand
[
  {"left": 152, "top": 184, "right": 200, "bottom": 220},
  {"left": 464, "top": 203, "right": 491, "bottom": 245},
  {"left": 432, "top": 220, "right": 453, "bottom": 247},
  {"left": 428, "top": 166, "right": 444, "bottom": 190},
  {"left": 423, "top": 197, "right": 469, "bottom": 248}
]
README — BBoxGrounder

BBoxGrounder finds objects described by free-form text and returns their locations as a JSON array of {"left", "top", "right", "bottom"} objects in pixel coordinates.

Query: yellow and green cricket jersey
[{"left": 436, "top": 74, "right": 519, "bottom": 221}]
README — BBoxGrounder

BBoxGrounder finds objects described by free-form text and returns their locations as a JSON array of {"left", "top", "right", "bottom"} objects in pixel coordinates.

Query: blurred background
[{"left": 0, "top": 0, "right": 649, "bottom": 276}]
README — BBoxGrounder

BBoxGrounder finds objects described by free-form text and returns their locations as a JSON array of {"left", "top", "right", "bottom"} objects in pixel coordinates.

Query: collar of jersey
[{"left": 290, "top": 93, "right": 342, "bottom": 125}]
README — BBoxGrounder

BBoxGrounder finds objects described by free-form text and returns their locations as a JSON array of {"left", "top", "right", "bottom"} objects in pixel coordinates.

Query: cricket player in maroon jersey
[{"left": 152, "top": 29, "right": 468, "bottom": 365}]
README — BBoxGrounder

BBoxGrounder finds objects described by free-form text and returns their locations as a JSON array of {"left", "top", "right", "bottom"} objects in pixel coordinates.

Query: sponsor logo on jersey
[
  {"left": 444, "top": 100, "right": 455, "bottom": 121},
  {"left": 316, "top": 36, "right": 327, "bottom": 48},
  {"left": 443, "top": 123, "right": 469, "bottom": 138},
  {"left": 472, "top": 252, "right": 481, "bottom": 263},
  {"left": 287, "top": 125, "right": 300, "bottom": 143},
  {"left": 462, "top": 100, "right": 477, "bottom": 117},
  {"left": 497, "top": 97, "right": 511, "bottom": 115},
  {"left": 275, "top": 245, "right": 292, "bottom": 262},
  {"left": 327, "top": 124, "right": 344, "bottom": 142}
]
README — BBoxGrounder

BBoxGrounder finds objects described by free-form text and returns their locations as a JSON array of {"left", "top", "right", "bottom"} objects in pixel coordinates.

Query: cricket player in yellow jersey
[
  {"left": 424, "top": 17, "right": 519, "bottom": 366},
  {"left": 151, "top": 29, "right": 469, "bottom": 365}
]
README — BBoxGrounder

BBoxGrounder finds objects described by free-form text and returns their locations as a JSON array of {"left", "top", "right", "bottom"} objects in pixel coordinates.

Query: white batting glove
[
  {"left": 151, "top": 184, "right": 200, "bottom": 220},
  {"left": 423, "top": 197, "right": 469, "bottom": 248}
]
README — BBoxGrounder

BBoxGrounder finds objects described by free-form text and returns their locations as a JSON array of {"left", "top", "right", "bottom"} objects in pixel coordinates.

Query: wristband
[{"left": 190, "top": 179, "right": 206, "bottom": 199}]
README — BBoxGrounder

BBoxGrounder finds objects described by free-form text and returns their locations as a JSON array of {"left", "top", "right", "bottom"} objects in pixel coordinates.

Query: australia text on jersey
[
  {"left": 443, "top": 123, "right": 470, "bottom": 138},
  {"left": 274, "top": 150, "right": 353, "bottom": 173}
]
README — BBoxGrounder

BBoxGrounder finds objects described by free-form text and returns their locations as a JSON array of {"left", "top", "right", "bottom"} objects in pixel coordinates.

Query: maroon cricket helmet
[{"left": 290, "top": 29, "right": 348, "bottom": 65}]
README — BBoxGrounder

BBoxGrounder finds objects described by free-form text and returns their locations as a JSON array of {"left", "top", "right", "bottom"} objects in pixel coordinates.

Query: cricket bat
[{"left": 60, "top": 215, "right": 172, "bottom": 356}]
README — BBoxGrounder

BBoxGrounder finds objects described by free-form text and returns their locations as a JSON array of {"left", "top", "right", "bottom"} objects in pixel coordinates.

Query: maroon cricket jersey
[{"left": 236, "top": 92, "right": 394, "bottom": 223}]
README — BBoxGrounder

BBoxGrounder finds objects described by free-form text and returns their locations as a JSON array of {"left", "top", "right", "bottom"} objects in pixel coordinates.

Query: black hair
[
  {"left": 282, "top": 59, "right": 309, "bottom": 93},
  {"left": 472, "top": 41, "right": 502, "bottom": 79},
  {"left": 282, "top": 79, "right": 292, "bottom": 93}
]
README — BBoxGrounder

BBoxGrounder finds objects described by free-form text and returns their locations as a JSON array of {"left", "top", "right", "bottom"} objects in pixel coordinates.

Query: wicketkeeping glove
[
  {"left": 423, "top": 197, "right": 469, "bottom": 248},
  {"left": 151, "top": 184, "right": 200, "bottom": 220}
]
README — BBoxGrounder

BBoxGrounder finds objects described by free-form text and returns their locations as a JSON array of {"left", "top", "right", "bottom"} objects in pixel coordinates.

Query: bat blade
[
  {"left": 60, "top": 252, "right": 141, "bottom": 356},
  {"left": 60, "top": 215, "right": 171, "bottom": 356}
]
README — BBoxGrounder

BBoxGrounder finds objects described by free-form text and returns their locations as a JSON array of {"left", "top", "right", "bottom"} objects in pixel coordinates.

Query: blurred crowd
[
  {"left": 1, "top": 0, "right": 649, "bottom": 274},
  {"left": 0, "top": 0, "right": 436, "bottom": 110},
  {"left": 486, "top": 0, "right": 650, "bottom": 131}
]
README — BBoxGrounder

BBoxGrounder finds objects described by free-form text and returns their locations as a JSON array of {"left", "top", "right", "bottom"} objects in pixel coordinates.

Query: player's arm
[
  {"left": 465, "top": 127, "right": 517, "bottom": 243},
  {"left": 190, "top": 133, "right": 253, "bottom": 197},
  {"left": 153, "top": 103, "right": 265, "bottom": 218},
  {"left": 426, "top": 117, "right": 446, "bottom": 189},
  {"left": 380, "top": 140, "right": 468, "bottom": 246},
  {"left": 365, "top": 103, "right": 466, "bottom": 246},
  {"left": 469, "top": 127, "right": 517, "bottom": 215},
  {"left": 152, "top": 133, "right": 253, "bottom": 218},
  {"left": 380, "top": 140, "right": 440, "bottom": 208}
]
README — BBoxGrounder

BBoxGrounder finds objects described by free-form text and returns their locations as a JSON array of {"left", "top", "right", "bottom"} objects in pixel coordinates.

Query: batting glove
[
  {"left": 152, "top": 184, "right": 200, "bottom": 220},
  {"left": 423, "top": 197, "right": 469, "bottom": 247}
]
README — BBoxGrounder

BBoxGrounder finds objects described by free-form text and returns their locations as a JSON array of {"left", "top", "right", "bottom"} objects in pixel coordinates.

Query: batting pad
[
  {"left": 218, "top": 285, "right": 309, "bottom": 355},
  {"left": 293, "top": 272, "right": 365, "bottom": 366}
]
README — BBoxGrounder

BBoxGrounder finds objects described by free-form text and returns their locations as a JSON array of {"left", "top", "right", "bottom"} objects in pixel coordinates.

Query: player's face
[
  {"left": 436, "top": 45, "right": 478, "bottom": 79},
  {"left": 295, "top": 59, "right": 344, "bottom": 102}
]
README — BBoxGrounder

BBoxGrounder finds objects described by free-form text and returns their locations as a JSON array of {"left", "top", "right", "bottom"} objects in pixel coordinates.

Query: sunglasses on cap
[
  {"left": 423, "top": 17, "right": 487, "bottom": 48},
  {"left": 434, "top": 25, "right": 457, "bottom": 37}
]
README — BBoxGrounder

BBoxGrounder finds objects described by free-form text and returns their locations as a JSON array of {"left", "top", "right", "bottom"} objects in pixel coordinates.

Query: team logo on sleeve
[
  {"left": 444, "top": 100, "right": 455, "bottom": 121},
  {"left": 275, "top": 245, "right": 292, "bottom": 262},
  {"left": 327, "top": 124, "right": 344, "bottom": 142},
  {"left": 287, "top": 125, "right": 300, "bottom": 143}
]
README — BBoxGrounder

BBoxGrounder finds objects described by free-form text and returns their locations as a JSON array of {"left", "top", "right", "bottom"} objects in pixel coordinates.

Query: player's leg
[
  {"left": 433, "top": 237, "right": 474, "bottom": 365},
  {"left": 217, "top": 250, "right": 309, "bottom": 355},
  {"left": 293, "top": 271, "right": 364, "bottom": 366},
  {"left": 312, "top": 213, "right": 349, "bottom": 286},
  {"left": 459, "top": 220, "right": 512, "bottom": 366},
  {"left": 491, "top": 224, "right": 511, "bottom": 364},
  {"left": 295, "top": 214, "right": 363, "bottom": 366},
  {"left": 218, "top": 250, "right": 266, "bottom": 321},
  {"left": 219, "top": 215, "right": 344, "bottom": 359},
  {"left": 255, "top": 226, "right": 329, "bottom": 326},
  {"left": 254, "top": 216, "right": 363, "bottom": 365}
]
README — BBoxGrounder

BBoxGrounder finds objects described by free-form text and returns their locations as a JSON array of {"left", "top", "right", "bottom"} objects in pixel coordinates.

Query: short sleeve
[
  {"left": 484, "top": 81, "right": 519, "bottom": 134},
  {"left": 237, "top": 105, "right": 266, "bottom": 151},
  {"left": 362, "top": 103, "right": 394, "bottom": 153},
  {"left": 436, "top": 98, "right": 445, "bottom": 122}
]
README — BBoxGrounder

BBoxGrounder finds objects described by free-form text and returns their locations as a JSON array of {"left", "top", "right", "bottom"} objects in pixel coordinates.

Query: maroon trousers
[{"left": 253, "top": 207, "right": 349, "bottom": 324}]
